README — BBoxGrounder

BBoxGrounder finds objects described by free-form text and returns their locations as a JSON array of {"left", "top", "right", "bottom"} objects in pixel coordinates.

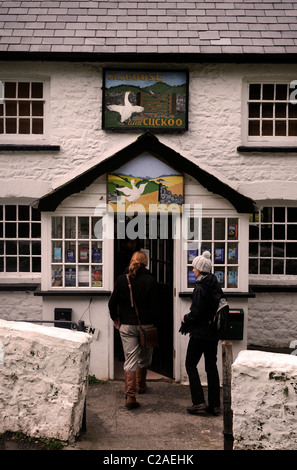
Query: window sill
[
  {"left": 237, "top": 146, "right": 297, "bottom": 153},
  {"left": 34, "top": 287, "right": 111, "bottom": 296},
  {"left": 0, "top": 283, "right": 40, "bottom": 291},
  {"left": 250, "top": 284, "right": 297, "bottom": 293},
  {"left": 0, "top": 144, "right": 60, "bottom": 151},
  {"left": 178, "top": 291, "right": 255, "bottom": 298}
]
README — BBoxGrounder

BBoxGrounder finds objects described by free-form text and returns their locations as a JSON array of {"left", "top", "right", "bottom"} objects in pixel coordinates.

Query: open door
[{"left": 113, "top": 214, "right": 174, "bottom": 379}]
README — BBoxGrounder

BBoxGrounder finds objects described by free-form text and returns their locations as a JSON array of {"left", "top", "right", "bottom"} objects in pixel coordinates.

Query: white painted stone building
[{"left": 1, "top": 1, "right": 297, "bottom": 381}]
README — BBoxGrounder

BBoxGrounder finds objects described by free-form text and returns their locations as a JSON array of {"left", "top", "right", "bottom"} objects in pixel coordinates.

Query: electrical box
[
  {"left": 224, "top": 308, "right": 244, "bottom": 341},
  {"left": 54, "top": 308, "right": 72, "bottom": 329}
]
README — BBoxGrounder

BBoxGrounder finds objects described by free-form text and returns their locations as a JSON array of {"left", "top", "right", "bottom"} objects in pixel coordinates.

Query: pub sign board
[{"left": 102, "top": 69, "right": 188, "bottom": 132}]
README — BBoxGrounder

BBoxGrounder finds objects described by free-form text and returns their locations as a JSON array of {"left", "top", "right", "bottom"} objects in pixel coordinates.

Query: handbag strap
[{"left": 126, "top": 274, "right": 143, "bottom": 331}]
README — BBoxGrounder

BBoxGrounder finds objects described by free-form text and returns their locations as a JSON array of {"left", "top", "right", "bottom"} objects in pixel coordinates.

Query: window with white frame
[
  {"left": 185, "top": 216, "right": 239, "bottom": 290},
  {"left": 245, "top": 82, "right": 297, "bottom": 142},
  {"left": 50, "top": 215, "right": 104, "bottom": 289},
  {"left": 0, "top": 81, "right": 46, "bottom": 137},
  {"left": 249, "top": 207, "right": 297, "bottom": 276},
  {"left": 0, "top": 205, "right": 41, "bottom": 274}
]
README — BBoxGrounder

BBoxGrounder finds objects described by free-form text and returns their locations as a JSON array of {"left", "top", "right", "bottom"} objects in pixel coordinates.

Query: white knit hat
[{"left": 192, "top": 251, "right": 212, "bottom": 273}]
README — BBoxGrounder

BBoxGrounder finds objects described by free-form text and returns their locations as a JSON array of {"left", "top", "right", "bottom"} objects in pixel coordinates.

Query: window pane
[
  {"left": 249, "top": 103, "right": 260, "bottom": 118},
  {"left": 19, "top": 257, "right": 30, "bottom": 272},
  {"left": 273, "top": 242, "right": 284, "bottom": 257},
  {"left": 260, "top": 258, "right": 271, "bottom": 274},
  {"left": 260, "top": 243, "right": 271, "bottom": 257},
  {"left": 31, "top": 82, "right": 43, "bottom": 98},
  {"left": 214, "top": 218, "right": 225, "bottom": 240},
  {"left": 6, "top": 118, "right": 17, "bottom": 133},
  {"left": 5, "top": 205, "right": 16, "bottom": 220},
  {"left": 274, "top": 224, "right": 285, "bottom": 240},
  {"left": 5, "top": 223, "right": 16, "bottom": 238},
  {"left": 289, "top": 103, "right": 297, "bottom": 118},
  {"left": 65, "top": 217, "right": 76, "bottom": 239},
  {"left": 32, "top": 118, "right": 43, "bottom": 134},
  {"left": 275, "top": 84, "right": 287, "bottom": 100},
  {"left": 92, "top": 217, "right": 103, "bottom": 239},
  {"left": 52, "top": 217, "right": 63, "bottom": 238},
  {"left": 5, "top": 101, "right": 17, "bottom": 116},
  {"left": 248, "top": 120, "right": 260, "bottom": 136},
  {"left": 19, "top": 241, "right": 30, "bottom": 255},
  {"left": 261, "top": 224, "right": 272, "bottom": 240},
  {"left": 275, "top": 120, "right": 286, "bottom": 136},
  {"left": 18, "top": 206, "right": 30, "bottom": 221},
  {"left": 249, "top": 84, "right": 261, "bottom": 100},
  {"left": 19, "top": 101, "right": 30, "bottom": 116},
  {"left": 249, "top": 224, "right": 259, "bottom": 240},
  {"left": 286, "top": 243, "right": 297, "bottom": 257},
  {"left": 275, "top": 103, "right": 286, "bottom": 118},
  {"left": 249, "top": 258, "right": 258, "bottom": 274},
  {"left": 262, "top": 120, "right": 273, "bottom": 136},
  {"left": 262, "top": 103, "right": 273, "bottom": 118},
  {"left": 5, "top": 82, "right": 16, "bottom": 98},
  {"left": 32, "top": 257, "right": 41, "bottom": 272},
  {"left": 6, "top": 257, "right": 17, "bottom": 272},
  {"left": 32, "top": 241, "right": 41, "bottom": 256},
  {"left": 6, "top": 241, "right": 17, "bottom": 255},
  {"left": 202, "top": 218, "right": 212, "bottom": 240},
  {"left": 249, "top": 242, "right": 258, "bottom": 257},
  {"left": 19, "top": 119, "right": 30, "bottom": 134},
  {"left": 18, "top": 82, "right": 30, "bottom": 98},
  {"left": 287, "top": 225, "right": 297, "bottom": 240},
  {"left": 274, "top": 207, "right": 285, "bottom": 222},
  {"left": 19, "top": 223, "right": 30, "bottom": 238},
  {"left": 288, "top": 120, "right": 297, "bottom": 136},
  {"left": 273, "top": 259, "right": 284, "bottom": 274},
  {"left": 286, "top": 259, "right": 297, "bottom": 275},
  {"left": 287, "top": 208, "right": 297, "bottom": 222},
  {"left": 32, "top": 101, "right": 43, "bottom": 116},
  {"left": 31, "top": 223, "right": 41, "bottom": 238},
  {"left": 262, "top": 84, "right": 274, "bottom": 100}
]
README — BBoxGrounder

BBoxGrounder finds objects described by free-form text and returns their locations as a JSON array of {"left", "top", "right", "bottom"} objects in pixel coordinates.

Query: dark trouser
[{"left": 185, "top": 336, "right": 220, "bottom": 408}]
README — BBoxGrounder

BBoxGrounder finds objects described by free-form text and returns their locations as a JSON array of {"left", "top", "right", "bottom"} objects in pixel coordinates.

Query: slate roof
[{"left": 0, "top": 0, "right": 297, "bottom": 58}]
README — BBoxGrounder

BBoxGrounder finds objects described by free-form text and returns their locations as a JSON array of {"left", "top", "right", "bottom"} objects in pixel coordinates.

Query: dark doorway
[{"left": 113, "top": 214, "right": 174, "bottom": 379}]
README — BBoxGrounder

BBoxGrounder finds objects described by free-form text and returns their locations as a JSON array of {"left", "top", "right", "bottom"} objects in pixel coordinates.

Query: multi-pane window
[
  {"left": 0, "top": 81, "right": 44, "bottom": 135},
  {"left": 249, "top": 207, "right": 297, "bottom": 275},
  {"left": 51, "top": 215, "right": 103, "bottom": 288},
  {"left": 186, "top": 217, "right": 239, "bottom": 289},
  {"left": 0, "top": 205, "right": 41, "bottom": 273},
  {"left": 248, "top": 83, "right": 297, "bottom": 138}
]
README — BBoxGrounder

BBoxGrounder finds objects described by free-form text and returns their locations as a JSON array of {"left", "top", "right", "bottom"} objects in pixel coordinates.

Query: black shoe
[
  {"left": 187, "top": 403, "right": 206, "bottom": 414},
  {"left": 206, "top": 406, "right": 220, "bottom": 416}
]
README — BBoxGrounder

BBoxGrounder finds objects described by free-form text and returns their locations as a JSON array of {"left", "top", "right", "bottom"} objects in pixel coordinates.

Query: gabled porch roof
[{"left": 36, "top": 131, "right": 257, "bottom": 214}]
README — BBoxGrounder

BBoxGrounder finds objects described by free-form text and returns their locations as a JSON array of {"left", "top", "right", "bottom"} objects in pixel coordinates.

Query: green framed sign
[{"left": 102, "top": 69, "right": 188, "bottom": 132}]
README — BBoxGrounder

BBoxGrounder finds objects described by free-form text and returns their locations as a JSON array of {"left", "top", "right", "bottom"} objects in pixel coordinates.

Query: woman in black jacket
[
  {"left": 182, "top": 251, "right": 222, "bottom": 416},
  {"left": 109, "top": 251, "right": 158, "bottom": 409}
]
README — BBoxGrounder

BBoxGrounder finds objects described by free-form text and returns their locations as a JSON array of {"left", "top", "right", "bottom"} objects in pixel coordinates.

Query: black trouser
[{"left": 185, "top": 336, "right": 220, "bottom": 408}]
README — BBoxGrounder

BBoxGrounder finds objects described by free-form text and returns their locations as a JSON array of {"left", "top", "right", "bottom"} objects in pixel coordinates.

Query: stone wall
[
  {"left": 0, "top": 319, "right": 92, "bottom": 443},
  {"left": 248, "top": 293, "right": 297, "bottom": 350},
  {"left": 232, "top": 350, "right": 297, "bottom": 450}
]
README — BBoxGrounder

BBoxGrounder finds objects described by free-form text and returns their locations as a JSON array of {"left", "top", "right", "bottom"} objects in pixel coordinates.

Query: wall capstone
[
  {"left": 232, "top": 350, "right": 297, "bottom": 450},
  {"left": 0, "top": 319, "right": 92, "bottom": 443}
]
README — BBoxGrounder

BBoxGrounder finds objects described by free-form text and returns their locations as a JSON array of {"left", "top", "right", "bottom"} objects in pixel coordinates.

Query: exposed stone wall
[
  {"left": 0, "top": 319, "right": 92, "bottom": 443},
  {"left": 232, "top": 350, "right": 297, "bottom": 450},
  {"left": 0, "top": 290, "right": 43, "bottom": 322},
  {"left": 248, "top": 292, "right": 297, "bottom": 350}
]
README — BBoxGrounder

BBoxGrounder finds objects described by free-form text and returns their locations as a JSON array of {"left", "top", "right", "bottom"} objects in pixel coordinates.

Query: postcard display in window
[
  {"left": 186, "top": 217, "right": 239, "bottom": 289},
  {"left": 51, "top": 216, "right": 103, "bottom": 288}
]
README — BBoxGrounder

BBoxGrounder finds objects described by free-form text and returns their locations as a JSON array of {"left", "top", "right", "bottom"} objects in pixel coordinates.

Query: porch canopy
[{"left": 36, "top": 131, "right": 257, "bottom": 214}]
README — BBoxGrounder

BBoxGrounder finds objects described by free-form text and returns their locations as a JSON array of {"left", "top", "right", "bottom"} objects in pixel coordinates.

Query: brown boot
[
  {"left": 125, "top": 371, "right": 140, "bottom": 409},
  {"left": 136, "top": 367, "right": 147, "bottom": 394}
]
